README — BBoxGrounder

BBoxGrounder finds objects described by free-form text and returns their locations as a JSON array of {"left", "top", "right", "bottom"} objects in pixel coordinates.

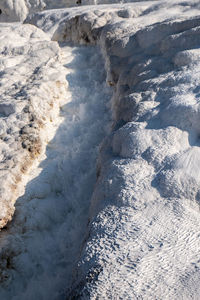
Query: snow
[{"left": 1, "top": 0, "right": 200, "bottom": 299}]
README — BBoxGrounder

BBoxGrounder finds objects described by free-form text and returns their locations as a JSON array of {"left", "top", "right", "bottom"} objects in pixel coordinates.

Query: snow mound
[
  {"left": 0, "top": 23, "right": 67, "bottom": 229},
  {"left": 25, "top": 2, "right": 200, "bottom": 298}
]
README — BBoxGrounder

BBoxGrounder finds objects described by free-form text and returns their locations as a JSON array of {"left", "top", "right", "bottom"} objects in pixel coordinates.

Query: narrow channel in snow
[{"left": 0, "top": 44, "right": 111, "bottom": 300}]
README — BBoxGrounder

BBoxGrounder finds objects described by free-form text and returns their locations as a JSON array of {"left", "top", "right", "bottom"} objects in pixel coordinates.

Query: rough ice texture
[
  {"left": 25, "top": 1, "right": 200, "bottom": 299},
  {"left": 1, "top": 0, "right": 200, "bottom": 299},
  {"left": 0, "top": 23, "right": 67, "bottom": 229}
]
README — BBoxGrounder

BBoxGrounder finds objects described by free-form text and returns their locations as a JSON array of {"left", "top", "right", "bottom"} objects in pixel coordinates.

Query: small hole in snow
[{"left": 0, "top": 9, "right": 2, "bottom": 15}]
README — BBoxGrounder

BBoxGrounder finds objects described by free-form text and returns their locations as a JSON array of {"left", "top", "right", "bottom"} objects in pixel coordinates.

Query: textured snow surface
[{"left": 1, "top": 0, "right": 200, "bottom": 299}]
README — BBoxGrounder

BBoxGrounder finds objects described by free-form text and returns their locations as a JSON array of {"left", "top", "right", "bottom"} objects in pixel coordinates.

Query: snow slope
[{"left": 1, "top": 0, "right": 200, "bottom": 299}]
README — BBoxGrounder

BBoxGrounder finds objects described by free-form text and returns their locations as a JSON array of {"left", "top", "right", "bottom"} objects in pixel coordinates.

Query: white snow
[{"left": 1, "top": 0, "right": 200, "bottom": 299}]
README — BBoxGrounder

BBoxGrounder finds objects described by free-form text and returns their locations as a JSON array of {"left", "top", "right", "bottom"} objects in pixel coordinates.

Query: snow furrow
[{"left": 0, "top": 44, "right": 111, "bottom": 300}]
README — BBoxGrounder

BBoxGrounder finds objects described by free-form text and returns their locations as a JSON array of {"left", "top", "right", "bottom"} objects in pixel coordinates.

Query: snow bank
[
  {"left": 0, "top": 23, "right": 67, "bottom": 228},
  {"left": 25, "top": 2, "right": 200, "bottom": 298}
]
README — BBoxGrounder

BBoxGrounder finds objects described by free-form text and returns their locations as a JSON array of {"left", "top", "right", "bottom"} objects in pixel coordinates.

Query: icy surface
[{"left": 1, "top": 0, "right": 200, "bottom": 299}]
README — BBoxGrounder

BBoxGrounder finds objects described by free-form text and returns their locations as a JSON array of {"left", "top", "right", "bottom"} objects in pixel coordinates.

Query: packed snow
[{"left": 1, "top": 0, "right": 200, "bottom": 299}]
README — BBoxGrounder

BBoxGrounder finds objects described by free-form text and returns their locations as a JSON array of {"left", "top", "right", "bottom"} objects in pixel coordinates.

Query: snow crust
[{"left": 1, "top": 0, "right": 200, "bottom": 299}]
